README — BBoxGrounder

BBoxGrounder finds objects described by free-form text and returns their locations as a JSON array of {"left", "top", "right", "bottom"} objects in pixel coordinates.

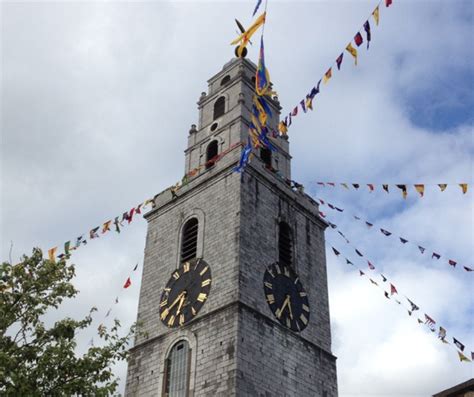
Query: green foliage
[{"left": 0, "top": 248, "right": 135, "bottom": 396}]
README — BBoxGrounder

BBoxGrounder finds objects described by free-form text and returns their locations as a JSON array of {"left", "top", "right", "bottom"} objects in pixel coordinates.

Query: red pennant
[
  {"left": 354, "top": 32, "right": 363, "bottom": 47},
  {"left": 123, "top": 277, "right": 132, "bottom": 289},
  {"left": 390, "top": 283, "right": 398, "bottom": 295}
]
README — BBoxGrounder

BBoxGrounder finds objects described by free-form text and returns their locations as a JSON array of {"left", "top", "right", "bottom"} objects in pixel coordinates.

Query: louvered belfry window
[
  {"left": 181, "top": 218, "right": 198, "bottom": 262},
  {"left": 279, "top": 222, "right": 293, "bottom": 266}
]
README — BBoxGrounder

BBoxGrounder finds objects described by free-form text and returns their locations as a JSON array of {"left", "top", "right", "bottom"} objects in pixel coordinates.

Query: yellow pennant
[
  {"left": 278, "top": 121, "right": 288, "bottom": 135},
  {"left": 414, "top": 184, "right": 425, "bottom": 197},
  {"left": 48, "top": 247, "right": 57, "bottom": 263},
  {"left": 323, "top": 67, "right": 332, "bottom": 84},
  {"left": 102, "top": 220, "right": 112, "bottom": 234},
  {"left": 458, "top": 351, "right": 471, "bottom": 362},
  {"left": 372, "top": 6, "right": 380, "bottom": 26},
  {"left": 346, "top": 43, "right": 358, "bottom": 66},
  {"left": 438, "top": 184, "right": 447, "bottom": 192},
  {"left": 230, "top": 12, "right": 266, "bottom": 57},
  {"left": 459, "top": 183, "right": 468, "bottom": 194},
  {"left": 305, "top": 97, "right": 313, "bottom": 111}
]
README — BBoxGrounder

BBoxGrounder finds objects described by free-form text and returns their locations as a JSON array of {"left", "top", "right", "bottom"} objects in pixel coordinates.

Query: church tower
[{"left": 125, "top": 57, "right": 338, "bottom": 396}]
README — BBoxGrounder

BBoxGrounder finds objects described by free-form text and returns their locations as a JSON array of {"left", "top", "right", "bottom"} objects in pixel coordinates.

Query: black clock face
[
  {"left": 263, "top": 262, "right": 310, "bottom": 332},
  {"left": 159, "top": 259, "right": 211, "bottom": 328}
]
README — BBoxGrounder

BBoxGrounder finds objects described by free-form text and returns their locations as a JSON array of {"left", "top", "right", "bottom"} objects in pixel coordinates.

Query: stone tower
[{"left": 125, "top": 58, "right": 338, "bottom": 396}]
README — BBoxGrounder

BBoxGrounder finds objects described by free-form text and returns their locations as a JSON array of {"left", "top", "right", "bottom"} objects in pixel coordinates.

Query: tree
[{"left": 0, "top": 248, "right": 136, "bottom": 396}]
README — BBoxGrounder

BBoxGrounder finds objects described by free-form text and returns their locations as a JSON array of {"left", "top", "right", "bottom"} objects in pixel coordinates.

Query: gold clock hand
[
  {"left": 287, "top": 296, "right": 293, "bottom": 320},
  {"left": 277, "top": 295, "right": 290, "bottom": 319},
  {"left": 168, "top": 291, "right": 185, "bottom": 311},
  {"left": 176, "top": 292, "right": 187, "bottom": 315}
]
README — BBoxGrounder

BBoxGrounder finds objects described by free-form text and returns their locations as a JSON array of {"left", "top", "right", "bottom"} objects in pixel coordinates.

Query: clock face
[
  {"left": 263, "top": 262, "right": 310, "bottom": 332},
  {"left": 159, "top": 259, "right": 211, "bottom": 328}
]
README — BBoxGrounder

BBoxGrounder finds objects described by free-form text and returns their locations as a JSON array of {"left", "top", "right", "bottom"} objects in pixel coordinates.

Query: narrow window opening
[
  {"left": 213, "top": 96, "right": 225, "bottom": 120},
  {"left": 260, "top": 147, "right": 272, "bottom": 169},
  {"left": 279, "top": 222, "right": 293, "bottom": 266},
  {"left": 164, "top": 340, "right": 190, "bottom": 397},
  {"left": 220, "top": 75, "right": 231, "bottom": 86},
  {"left": 206, "top": 140, "right": 219, "bottom": 169},
  {"left": 181, "top": 218, "right": 198, "bottom": 262}
]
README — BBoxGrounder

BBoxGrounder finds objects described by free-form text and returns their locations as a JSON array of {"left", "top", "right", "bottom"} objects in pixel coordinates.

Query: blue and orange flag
[{"left": 256, "top": 36, "right": 271, "bottom": 96}]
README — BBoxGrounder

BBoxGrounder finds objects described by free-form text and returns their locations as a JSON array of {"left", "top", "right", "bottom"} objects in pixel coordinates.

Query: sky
[{"left": 1, "top": 0, "right": 473, "bottom": 395}]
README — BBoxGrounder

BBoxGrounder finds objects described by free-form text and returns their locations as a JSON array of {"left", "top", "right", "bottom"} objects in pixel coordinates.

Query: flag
[
  {"left": 319, "top": 211, "right": 326, "bottom": 218},
  {"left": 115, "top": 297, "right": 119, "bottom": 304},
  {"left": 90, "top": 227, "right": 100, "bottom": 239},
  {"left": 448, "top": 260, "right": 457, "bottom": 267},
  {"left": 127, "top": 208, "right": 135, "bottom": 224},
  {"left": 372, "top": 6, "right": 380, "bottom": 26},
  {"left": 453, "top": 338, "right": 465, "bottom": 352},
  {"left": 438, "top": 184, "right": 447, "bottom": 191},
  {"left": 384, "top": 291, "right": 390, "bottom": 299},
  {"left": 335, "top": 207, "right": 344, "bottom": 212},
  {"left": 64, "top": 241, "right": 71, "bottom": 256},
  {"left": 135, "top": 203, "right": 143, "bottom": 214},
  {"left": 346, "top": 43, "right": 358, "bottom": 66},
  {"left": 278, "top": 120, "right": 288, "bottom": 135},
  {"left": 380, "top": 229, "right": 392, "bottom": 236},
  {"left": 352, "top": 184, "right": 360, "bottom": 189},
  {"left": 370, "top": 278, "right": 378, "bottom": 286},
  {"left": 396, "top": 184, "right": 408, "bottom": 199},
  {"left": 363, "top": 21, "right": 371, "bottom": 49},
  {"left": 300, "top": 99, "right": 307, "bottom": 113},
  {"left": 407, "top": 298, "right": 419, "bottom": 312},
  {"left": 75, "top": 235, "right": 86, "bottom": 248},
  {"left": 438, "top": 326, "right": 446, "bottom": 340},
  {"left": 291, "top": 107, "right": 298, "bottom": 117},
  {"left": 400, "top": 237, "right": 408, "bottom": 244},
  {"left": 459, "top": 183, "right": 468, "bottom": 194},
  {"left": 234, "top": 139, "right": 252, "bottom": 173},
  {"left": 336, "top": 53, "right": 344, "bottom": 70},
  {"left": 305, "top": 95, "right": 313, "bottom": 111},
  {"left": 366, "top": 222, "right": 373, "bottom": 228},
  {"left": 288, "top": 114, "right": 292, "bottom": 126},
  {"left": 385, "top": 0, "right": 392, "bottom": 7},
  {"left": 105, "top": 309, "right": 111, "bottom": 317},
  {"left": 464, "top": 266, "right": 473, "bottom": 272},
  {"left": 354, "top": 32, "right": 363, "bottom": 47},
  {"left": 359, "top": 270, "right": 365, "bottom": 276},
  {"left": 417, "top": 318, "right": 424, "bottom": 324},
  {"left": 382, "top": 184, "right": 389, "bottom": 193},
  {"left": 418, "top": 246, "right": 425, "bottom": 254},
  {"left": 367, "top": 184, "right": 374, "bottom": 192},
  {"left": 114, "top": 217, "right": 121, "bottom": 233},
  {"left": 414, "top": 184, "right": 425, "bottom": 197},
  {"left": 48, "top": 247, "right": 57, "bottom": 263},
  {"left": 252, "top": 0, "right": 262, "bottom": 16},
  {"left": 458, "top": 351, "right": 471, "bottom": 362},
  {"left": 354, "top": 216, "right": 361, "bottom": 220},
  {"left": 368, "top": 261, "right": 375, "bottom": 270},
  {"left": 432, "top": 252, "right": 441, "bottom": 260},
  {"left": 123, "top": 277, "right": 132, "bottom": 289},
  {"left": 133, "top": 263, "right": 138, "bottom": 271},
  {"left": 323, "top": 68, "right": 332, "bottom": 84},
  {"left": 328, "top": 203, "right": 335, "bottom": 209},
  {"left": 381, "top": 274, "right": 387, "bottom": 282},
  {"left": 317, "top": 182, "right": 325, "bottom": 186},
  {"left": 332, "top": 247, "right": 340, "bottom": 256},
  {"left": 341, "top": 183, "right": 350, "bottom": 189},
  {"left": 346, "top": 259, "right": 353, "bottom": 265},
  {"left": 355, "top": 249, "right": 363, "bottom": 257},
  {"left": 102, "top": 220, "right": 112, "bottom": 234},
  {"left": 231, "top": 12, "right": 266, "bottom": 57},
  {"left": 424, "top": 314, "right": 436, "bottom": 328},
  {"left": 256, "top": 36, "right": 271, "bottom": 96},
  {"left": 390, "top": 283, "right": 398, "bottom": 295}
]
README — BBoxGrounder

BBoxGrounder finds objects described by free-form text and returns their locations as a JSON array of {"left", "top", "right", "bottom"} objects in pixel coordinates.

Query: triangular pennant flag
[
  {"left": 438, "top": 326, "right": 446, "bottom": 340},
  {"left": 115, "top": 297, "right": 119, "bottom": 304},
  {"left": 384, "top": 291, "right": 390, "bottom": 299},
  {"left": 453, "top": 338, "right": 465, "bottom": 352},
  {"left": 135, "top": 203, "right": 143, "bottom": 215},
  {"left": 366, "top": 222, "right": 373, "bottom": 228},
  {"left": 114, "top": 217, "right": 121, "bottom": 233},
  {"left": 417, "top": 318, "right": 424, "bottom": 324},
  {"left": 341, "top": 183, "right": 350, "bottom": 189},
  {"left": 105, "top": 309, "right": 112, "bottom": 318},
  {"left": 359, "top": 270, "right": 365, "bottom": 276},
  {"left": 332, "top": 247, "right": 341, "bottom": 256},
  {"left": 133, "top": 263, "right": 138, "bottom": 271},
  {"left": 354, "top": 32, "right": 363, "bottom": 47},
  {"left": 414, "top": 184, "right": 425, "bottom": 197},
  {"left": 48, "top": 247, "right": 57, "bottom": 263},
  {"left": 102, "top": 220, "right": 112, "bottom": 234},
  {"left": 381, "top": 274, "right": 387, "bottom": 282},
  {"left": 390, "top": 283, "right": 398, "bottom": 295},
  {"left": 400, "top": 237, "right": 409, "bottom": 244},
  {"left": 305, "top": 95, "right": 313, "bottom": 111},
  {"left": 291, "top": 106, "right": 298, "bottom": 116},
  {"left": 424, "top": 314, "right": 436, "bottom": 328},
  {"left": 418, "top": 246, "right": 426, "bottom": 254},
  {"left": 380, "top": 229, "right": 392, "bottom": 236},
  {"left": 438, "top": 184, "right": 447, "bottom": 192},
  {"left": 447, "top": 259, "right": 456, "bottom": 267},
  {"left": 369, "top": 278, "right": 378, "bottom": 286},
  {"left": 385, "top": 0, "right": 393, "bottom": 7},
  {"left": 252, "top": 0, "right": 262, "bottom": 16},
  {"left": 463, "top": 266, "right": 473, "bottom": 272},
  {"left": 354, "top": 216, "right": 361, "bottom": 220},
  {"left": 323, "top": 67, "right": 332, "bottom": 84},
  {"left": 328, "top": 203, "right": 335, "bottom": 209},
  {"left": 64, "top": 241, "right": 71, "bottom": 255},
  {"left": 372, "top": 6, "right": 380, "bottom": 25},
  {"left": 407, "top": 298, "right": 419, "bottom": 312},
  {"left": 346, "top": 43, "right": 358, "bottom": 66},
  {"left": 363, "top": 21, "right": 371, "bottom": 49},
  {"left": 432, "top": 252, "right": 441, "bottom": 260},
  {"left": 346, "top": 258, "right": 354, "bottom": 265},
  {"left": 90, "top": 226, "right": 100, "bottom": 239},
  {"left": 382, "top": 184, "right": 389, "bottom": 193},
  {"left": 336, "top": 53, "right": 344, "bottom": 70},
  {"left": 367, "top": 184, "right": 374, "bottom": 192},
  {"left": 458, "top": 351, "right": 471, "bottom": 362},
  {"left": 352, "top": 184, "right": 360, "bottom": 189},
  {"left": 335, "top": 207, "right": 344, "bottom": 212},
  {"left": 300, "top": 99, "right": 307, "bottom": 113},
  {"left": 317, "top": 182, "right": 326, "bottom": 186},
  {"left": 459, "top": 183, "right": 468, "bottom": 194},
  {"left": 368, "top": 261, "right": 375, "bottom": 270},
  {"left": 396, "top": 184, "right": 408, "bottom": 199},
  {"left": 355, "top": 249, "right": 363, "bottom": 257},
  {"left": 123, "top": 277, "right": 132, "bottom": 289}
]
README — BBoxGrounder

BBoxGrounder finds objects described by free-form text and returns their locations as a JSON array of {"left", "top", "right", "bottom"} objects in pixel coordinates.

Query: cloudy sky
[{"left": 1, "top": 0, "right": 473, "bottom": 395}]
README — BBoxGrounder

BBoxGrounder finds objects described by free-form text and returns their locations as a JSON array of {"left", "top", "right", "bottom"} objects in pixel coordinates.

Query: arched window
[
  {"left": 163, "top": 340, "right": 190, "bottom": 397},
  {"left": 213, "top": 97, "right": 225, "bottom": 120},
  {"left": 260, "top": 147, "right": 272, "bottom": 169},
  {"left": 181, "top": 218, "right": 198, "bottom": 262},
  {"left": 279, "top": 222, "right": 293, "bottom": 266},
  {"left": 220, "top": 75, "right": 231, "bottom": 86},
  {"left": 205, "top": 140, "right": 219, "bottom": 169}
]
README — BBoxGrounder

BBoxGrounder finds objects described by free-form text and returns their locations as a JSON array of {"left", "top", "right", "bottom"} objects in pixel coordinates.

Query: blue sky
[{"left": 1, "top": 1, "right": 473, "bottom": 395}]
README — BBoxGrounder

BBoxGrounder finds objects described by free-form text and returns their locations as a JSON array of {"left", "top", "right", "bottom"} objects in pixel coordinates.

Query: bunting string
[
  {"left": 315, "top": 182, "right": 469, "bottom": 197},
  {"left": 317, "top": 197, "right": 473, "bottom": 273},
  {"left": 329, "top": 243, "right": 473, "bottom": 363},
  {"left": 278, "top": 0, "right": 393, "bottom": 135}
]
